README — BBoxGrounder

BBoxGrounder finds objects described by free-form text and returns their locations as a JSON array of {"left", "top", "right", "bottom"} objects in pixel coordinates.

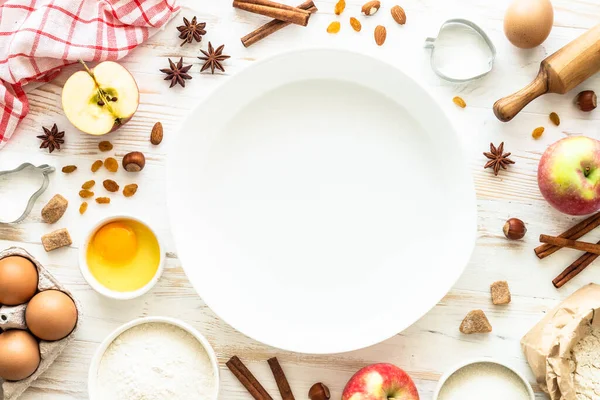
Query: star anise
[
  {"left": 160, "top": 57, "right": 193, "bottom": 88},
  {"left": 198, "top": 42, "right": 230, "bottom": 74},
  {"left": 484, "top": 142, "right": 515, "bottom": 176},
  {"left": 37, "top": 124, "right": 65, "bottom": 153},
  {"left": 177, "top": 16, "right": 206, "bottom": 47}
]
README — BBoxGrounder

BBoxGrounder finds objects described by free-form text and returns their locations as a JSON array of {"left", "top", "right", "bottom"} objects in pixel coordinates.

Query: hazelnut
[
  {"left": 309, "top": 382, "right": 330, "bottom": 400},
  {"left": 122, "top": 151, "right": 145, "bottom": 172},
  {"left": 503, "top": 218, "right": 527, "bottom": 240},
  {"left": 576, "top": 90, "right": 597, "bottom": 112}
]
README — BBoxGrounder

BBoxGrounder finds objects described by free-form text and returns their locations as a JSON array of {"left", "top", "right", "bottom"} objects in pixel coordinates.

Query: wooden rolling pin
[{"left": 494, "top": 24, "right": 600, "bottom": 122}]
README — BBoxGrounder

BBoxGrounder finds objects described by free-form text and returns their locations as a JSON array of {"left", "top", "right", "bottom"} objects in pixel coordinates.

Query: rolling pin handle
[{"left": 493, "top": 71, "right": 549, "bottom": 122}]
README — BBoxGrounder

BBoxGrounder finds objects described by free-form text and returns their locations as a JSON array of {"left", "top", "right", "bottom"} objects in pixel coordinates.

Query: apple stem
[{"left": 585, "top": 166, "right": 591, "bottom": 177}]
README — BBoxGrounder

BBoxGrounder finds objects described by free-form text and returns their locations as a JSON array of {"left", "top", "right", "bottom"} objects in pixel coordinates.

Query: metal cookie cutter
[
  {"left": 424, "top": 19, "right": 496, "bottom": 82},
  {"left": 0, "top": 163, "right": 55, "bottom": 224}
]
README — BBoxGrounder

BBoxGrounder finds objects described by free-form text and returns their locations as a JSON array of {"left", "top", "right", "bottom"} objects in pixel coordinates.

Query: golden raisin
[
  {"left": 91, "top": 160, "right": 103, "bottom": 172},
  {"left": 453, "top": 96, "right": 466, "bottom": 108},
  {"left": 79, "top": 202, "right": 88, "bottom": 215},
  {"left": 79, "top": 189, "right": 94, "bottom": 198},
  {"left": 62, "top": 165, "right": 77, "bottom": 173},
  {"left": 532, "top": 126, "right": 545, "bottom": 139},
  {"left": 350, "top": 17, "right": 361, "bottom": 32},
  {"left": 96, "top": 197, "right": 111, "bottom": 204},
  {"left": 334, "top": 0, "right": 345, "bottom": 15},
  {"left": 123, "top": 183, "right": 138, "bottom": 197},
  {"left": 104, "top": 157, "right": 118, "bottom": 172},
  {"left": 98, "top": 141, "right": 113, "bottom": 152},
  {"left": 549, "top": 112, "right": 560, "bottom": 126},
  {"left": 327, "top": 21, "right": 341, "bottom": 34},
  {"left": 82, "top": 180, "right": 95, "bottom": 190},
  {"left": 103, "top": 179, "right": 119, "bottom": 192}
]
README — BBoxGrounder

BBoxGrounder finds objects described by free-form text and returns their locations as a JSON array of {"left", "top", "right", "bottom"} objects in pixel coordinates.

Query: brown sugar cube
[
  {"left": 41, "top": 228, "right": 72, "bottom": 252},
  {"left": 490, "top": 281, "right": 511, "bottom": 305},
  {"left": 41, "top": 194, "right": 68, "bottom": 223},
  {"left": 459, "top": 310, "right": 492, "bottom": 334}
]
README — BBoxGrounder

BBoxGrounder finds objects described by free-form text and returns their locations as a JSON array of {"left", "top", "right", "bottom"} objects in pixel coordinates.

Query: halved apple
[{"left": 62, "top": 61, "right": 139, "bottom": 136}]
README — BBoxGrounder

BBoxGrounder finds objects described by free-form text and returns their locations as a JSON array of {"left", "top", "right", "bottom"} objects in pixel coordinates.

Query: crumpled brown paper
[{"left": 521, "top": 283, "right": 600, "bottom": 400}]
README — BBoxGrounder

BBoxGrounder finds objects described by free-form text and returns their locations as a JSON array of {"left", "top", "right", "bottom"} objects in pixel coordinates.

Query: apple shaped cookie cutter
[{"left": 0, "top": 163, "right": 55, "bottom": 224}]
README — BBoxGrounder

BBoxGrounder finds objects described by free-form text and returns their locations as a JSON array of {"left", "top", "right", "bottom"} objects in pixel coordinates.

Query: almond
[
  {"left": 390, "top": 5, "right": 406, "bottom": 25},
  {"left": 374, "top": 25, "right": 386, "bottom": 46},
  {"left": 349, "top": 17, "right": 362, "bottom": 32},
  {"left": 361, "top": 0, "right": 380, "bottom": 16},
  {"left": 150, "top": 121, "right": 163, "bottom": 145}
]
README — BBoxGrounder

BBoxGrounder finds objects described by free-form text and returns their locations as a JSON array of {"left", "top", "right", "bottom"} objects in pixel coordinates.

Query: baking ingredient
[
  {"left": 504, "top": 0, "right": 554, "bottom": 49},
  {"left": 82, "top": 180, "right": 95, "bottom": 189},
  {"left": 104, "top": 157, "right": 118, "bottom": 172},
  {"left": 503, "top": 218, "right": 526, "bottom": 240},
  {"left": 570, "top": 325, "right": 600, "bottom": 399},
  {"left": 41, "top": 194, "right": 68, "bottom": 224},
  {"left": 576, "top": 90, "right": 597, "bottom": 112},
  {"left": 150, "top": 122, "right": 163, "bottom": 145},
  {"left": 268, "top": 357, "right": 294, "bottom": 400},
  {"left": 227, "top": 356, "right": 272, "bottom": 399},
  {"left": 349, "top": 17, "right": 361, "bottom": 32},
  {"left": 26, "top": 290, "right": 77, "bottom": 341},
  {"left": 437, "top": 362, "right": 531, "bottom": 400},
  {"left": 122, "top": 152, "right": 145, "bottom": 172},
  {"left": 390, "top": 5, "right": 406, "bottom": 25},
  {"left": 79, "top": 189, "right": 94, "bottom": 198},
  {"left": 342, "top": 363, "right": 419, "bottom": 400},
  {"left": 550, "top": 112, "right": 560, "bottom": 126},
  {"left": 453, "top": 96, "right": 466, "bottom": 108},
  {"left": 334, "top": 0, "right": 345, "bottom": 15},
  {"left": 0, "top": 330, "right": 41, "bottom": 381},
  {"left": 37, "top": 124, "right": 65, "bottom": 153},
  {"left": 233, "top": 0, "right": 311, "bottom": 27},
  {"left": 532, "top": 126, "right": 545, "bottom": 139},
  {"left": 199, "top": 42, "right": 230, "bottom": 74},
  {"left": 177, "top": 16, "right": 206, "bottom": 46},
  {"left": 123, "top": 184, "right": 139, "bottom": 197},
  {"left": 98, "top": 141, "right": 113, "bottom": 152},
  {"left": 41, "top": 228, "right": 72, "bottom": 252},
  {"left": 103, "top": 179, "right": 119, "bottom": 192},
  {"left": 87, "top": 219, "right": 160, "bottom": 292},
  {"left": 327, "top": 21, "right": 341, "bottom": 34},
  {"left": 374, "top": 25, "right": 386, "bottom": 46},
  {"left": 535, "top": 212, "right": 600, "bottom": 259},
  {"left": 309, "top": 383, "right": 330, "bottom": 400},
  {"left": 160, "top": 57, "right": 193, "bottom": 88},
  {"left": 61, "top": 165, "right": 77, "bottom": 173},
  {"left": 0, "top": 256, "right": 38, "bottom": 305},
  {"left": 484, "top": 142, "right": 515, "bottom": 176},
  {"left": 96, "top": 197, "right": 111, "bottom": 204},
  {"left": 79, "top": 202, "right": 88, "bottom": 215},
  {"left": 96, "top": 322, "right": 216, "bottom": 399},
  {"left": 62, "top": 61, "right": 139, "bottom": 136},
  {"left": 361, "top": 0, "right": 380, "bottom": 16},
  {"left": 490, "top": 281, "right": 511, "bottom": 305},
  {"left": 459, "top": 310, "right": 492, "bottom": 334},
  {"left": 91, "top": 160, "right": 103, "bottom": 172},
  {"left": 538, "top": 136, "right": 600, "bottom": 215}
]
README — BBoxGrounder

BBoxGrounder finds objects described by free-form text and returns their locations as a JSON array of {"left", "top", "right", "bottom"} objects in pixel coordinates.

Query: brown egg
[
  {"left": 504, "top": 0, "right": 554, "bottom": 49},
  {"left": 26, "top": 290, "right": 78, "bottom": 341},
  {"left": 0, "top": 330, "right": 40, "bottom": 381},
  {"left": 0, "top": 256, "right": 38, "bottom": 306}
]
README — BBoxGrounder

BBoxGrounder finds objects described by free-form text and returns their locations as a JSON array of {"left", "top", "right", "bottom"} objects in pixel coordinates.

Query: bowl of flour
[{"left": 88, "top": 316, "right": 219, "bottom": 400}]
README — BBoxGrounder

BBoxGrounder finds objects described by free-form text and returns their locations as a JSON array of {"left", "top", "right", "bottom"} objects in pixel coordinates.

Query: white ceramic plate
[{"left": 168, "top": 49, "right": 476, "bottom": 354}]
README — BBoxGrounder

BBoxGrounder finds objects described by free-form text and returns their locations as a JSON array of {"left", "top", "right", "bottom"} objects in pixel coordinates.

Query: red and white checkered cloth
[{"left": 0, "top": 0, "right": 179, "bottom": 149}]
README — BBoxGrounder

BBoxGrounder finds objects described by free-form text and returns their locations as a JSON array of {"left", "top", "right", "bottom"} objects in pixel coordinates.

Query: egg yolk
[{"left": 93, "top": 222, "right": 137, "bottom": 264}]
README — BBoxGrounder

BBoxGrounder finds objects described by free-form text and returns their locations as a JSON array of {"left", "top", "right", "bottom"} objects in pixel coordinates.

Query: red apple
[
  {"left": 62, "top": 61, "right": 139, "bottom": 135},
  {"left": 538, "top": 136, "right": 600, "bottom": 215},
  {"left": 342, "top": 363, "right": 419, "bottom": 400}
]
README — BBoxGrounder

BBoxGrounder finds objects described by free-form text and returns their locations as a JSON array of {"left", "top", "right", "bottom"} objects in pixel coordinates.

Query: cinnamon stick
[
  {"left": 553, "top": 244, "right": 600, "bottom": 288},
  {"left": 241, "top": 0, "right": 317, "bottom": 48},
  {"left": 233, "top": 0, "right": 310, "bottom": 26},
  {"left": 226, "top": 356, "right": 273, "bottom": 400},
  {"left": 534, "top": 212, "right": 600, "bottom": 259},
  {"left": 267, "top": 357, "right": 295, "bottom": 400},
  {"left": 539, "top": 234, "right": 600, "bottom": 254}
]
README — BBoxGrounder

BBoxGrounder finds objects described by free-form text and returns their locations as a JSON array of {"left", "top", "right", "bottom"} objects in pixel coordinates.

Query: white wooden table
[{"left": 1, "top": 0, "right": 600, "bottom": 398}]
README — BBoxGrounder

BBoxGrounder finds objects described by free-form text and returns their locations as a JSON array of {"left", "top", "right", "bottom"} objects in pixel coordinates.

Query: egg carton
[{"left": 0, "top": 247, "right": 82, "bottom": 400}]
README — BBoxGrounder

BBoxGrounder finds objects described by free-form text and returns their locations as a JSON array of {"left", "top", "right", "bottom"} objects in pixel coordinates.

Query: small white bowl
[
  {"left": 433, "top": 359, "right": 535, "bottom": 400},
  {"left": 88, "top": 316, "right": 220, "bottom": 400},
  {"left": 78, "top": 214, "right": 165, "bottom": 300}
]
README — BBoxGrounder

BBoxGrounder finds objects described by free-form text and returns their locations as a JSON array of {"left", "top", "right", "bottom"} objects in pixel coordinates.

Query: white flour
[
  {"left": 96, "top": 322, "right": 216, "bottom": 400},
  {"left": 571, "top": 325, "right": 600, "bottom": 400}
]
